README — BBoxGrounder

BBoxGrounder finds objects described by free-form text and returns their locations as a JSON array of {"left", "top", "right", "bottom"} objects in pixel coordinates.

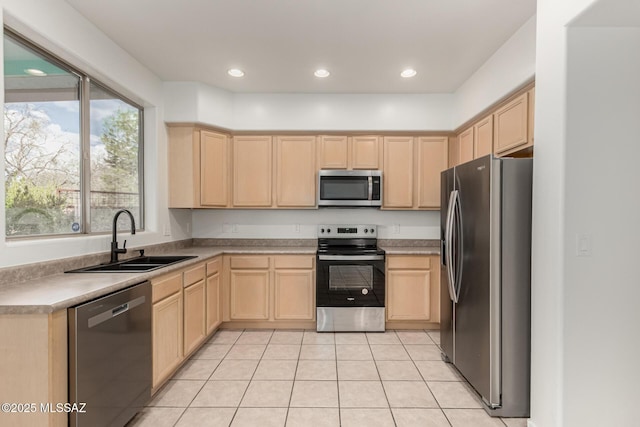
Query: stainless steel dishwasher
[{"left": 68, "top": 281, "right": 151, "bottom": 427}]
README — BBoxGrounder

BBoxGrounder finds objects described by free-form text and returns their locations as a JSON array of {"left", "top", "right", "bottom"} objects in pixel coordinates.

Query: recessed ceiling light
[
  {"left": 314, "top": 69, "right": 330, "bottom": 78},
  {"left": 227, "top": 68, "right": 245, "bottom": 78},
  {"left": 25, "top": 68, "right": 47, "bottom": 77},
  {"left": 401, "top": 68, "right": 417, "bottom": 78}
]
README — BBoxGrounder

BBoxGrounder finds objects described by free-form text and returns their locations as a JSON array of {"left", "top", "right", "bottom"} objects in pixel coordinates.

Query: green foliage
[
  {"left": 5, "top": 180, "right": 75, "bottom": 236},
  {"left": 98, "top": 109, "right": 139, "bottom": 193}
]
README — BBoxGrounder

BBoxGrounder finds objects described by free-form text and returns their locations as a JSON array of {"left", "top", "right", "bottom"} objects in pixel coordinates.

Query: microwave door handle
[{"left": 368, "top": 176, "right": 373, "bottom": 201}]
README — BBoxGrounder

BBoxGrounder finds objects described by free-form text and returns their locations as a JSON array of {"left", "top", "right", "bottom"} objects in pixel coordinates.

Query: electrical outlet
[
  {"left": 186, "top": 222, "right": 191, "bottom": 233},
  {"left": 232, "top": 224, "right": 238, "bottom": 233},
  {"left": 294, "top": 224, "right": 300, "bottom": 233},
  {"left": 223, "top": 223, "right": 232, "bottom": 233},
  {"left": 163, "top": 224, "right": 171, "bottom": 236},
  {"left": 393, "top": 224, "right": 400, "bottom": 234}
]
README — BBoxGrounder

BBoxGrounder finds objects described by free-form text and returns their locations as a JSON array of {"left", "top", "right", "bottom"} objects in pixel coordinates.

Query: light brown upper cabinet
[
  {"left": 350, "top": 136, "right": 381, "bottom": 169},
  {"left": 383, "top": 136, "right": 414, "bottom": 208},
  {"left": 317, "top": 135, "right": 348, "bottom": 169},
  {"left": 458, "top": 127, "right": 474, "bottom": 165},
  {"left": 415, "top": 137, "right": 448, "bottom": 209},
  {"left": 232, "top": 136, "right": 273, "bottom": 207},
  {"left": 200, "top": 131, "right": 231, "bottom": 207},
  {"left": 275, "top": 136, "right": 316, "bottom": 207},
  {"left": 317, "top": 135, "right": 381, "bottom": 170},
  {"left": 494, "top": 91, "right": 529, "bottom": 154},
  {"left": 167, "top": 126, "right": 230, "bottom": 208},
  {"left": 474, "top": 115, "right": 493, "bottom": 159}
]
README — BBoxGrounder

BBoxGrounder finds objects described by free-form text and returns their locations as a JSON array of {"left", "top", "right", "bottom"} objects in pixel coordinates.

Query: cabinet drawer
[
  {"left": 230, "top": 256, "right": 270, "bottom": 269},
  {"left": 387, "top": 256, "right": 431, "bottom": 270},
  {"left": 184, "top": 264, "right": 206, "bottom": 286},
  {"left": 206, "top": 257, "right": 221, "bottom": 276},
  {"left": 152, "top": 272, "right": 182, "bottom": 303},
  {"left": 273, "top": 255, "right": 314, "bottom": 269}
]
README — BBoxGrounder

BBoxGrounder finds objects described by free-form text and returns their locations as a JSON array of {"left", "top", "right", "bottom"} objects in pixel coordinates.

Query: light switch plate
[{"left": 576, "top": 233, "right": 592, "bottom": 257}]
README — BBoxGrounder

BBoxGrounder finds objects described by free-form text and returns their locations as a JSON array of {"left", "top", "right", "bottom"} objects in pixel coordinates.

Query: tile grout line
[
  {"left": 171, "top": 328, "right": 245, "bottom": 427},
  {"left": 365, "top": 330, "right": 397, "bottom": 426}
]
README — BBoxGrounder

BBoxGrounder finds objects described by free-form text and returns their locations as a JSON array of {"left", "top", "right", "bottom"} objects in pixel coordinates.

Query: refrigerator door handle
[
  {"left": 445, "top": 190, "right": 457, "bottom": 302},
  {"left": 452, "top": 189, "right": 463, "bottom": 303}
]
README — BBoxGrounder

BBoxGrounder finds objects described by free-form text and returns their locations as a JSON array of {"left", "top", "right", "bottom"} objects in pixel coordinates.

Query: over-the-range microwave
[{"left": 317, "top": 170, "right": 382, "bottom": 207}]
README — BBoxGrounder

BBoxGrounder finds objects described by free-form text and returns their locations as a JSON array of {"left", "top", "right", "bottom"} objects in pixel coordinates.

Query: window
[{"left": 3, "top": 30, "right": 143, "bottom": 237}]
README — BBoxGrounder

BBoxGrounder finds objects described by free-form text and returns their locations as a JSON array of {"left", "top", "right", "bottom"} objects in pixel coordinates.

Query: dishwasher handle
[{"left": 87, "top": 295, "right": 146, "bottom": 328}]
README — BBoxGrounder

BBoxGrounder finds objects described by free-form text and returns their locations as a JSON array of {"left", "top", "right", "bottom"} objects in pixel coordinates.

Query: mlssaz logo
[{"left": 477, "top": 165, "right": 486, "bottom": 171}]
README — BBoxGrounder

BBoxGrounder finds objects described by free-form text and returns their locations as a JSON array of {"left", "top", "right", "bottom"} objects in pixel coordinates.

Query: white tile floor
[{"left": 128, "top": 329, "right": 528, "bottom": 427}]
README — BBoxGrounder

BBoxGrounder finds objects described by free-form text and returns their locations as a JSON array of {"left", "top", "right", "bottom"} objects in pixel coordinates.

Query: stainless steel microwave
[{"left": 317, "top": 170, "right": 382, "bottom": 207}]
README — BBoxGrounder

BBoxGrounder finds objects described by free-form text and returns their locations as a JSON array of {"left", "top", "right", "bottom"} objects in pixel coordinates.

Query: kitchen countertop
[
  {"left": 379, "top": 245, "right": 441, "bottom": 255},
  {"left": 0, "top": 245, "right": 316, "bottom": 315}
]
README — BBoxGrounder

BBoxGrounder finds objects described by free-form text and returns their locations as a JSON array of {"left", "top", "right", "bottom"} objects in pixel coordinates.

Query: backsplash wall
[{"left": 192, "top": 209, "right": 440, "bottom": 239}]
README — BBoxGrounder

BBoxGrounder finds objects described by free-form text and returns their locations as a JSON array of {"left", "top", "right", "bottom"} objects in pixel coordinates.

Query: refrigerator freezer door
[
  {"left": 451, "top": 155, "right": 501, "bottom": 408},
  {"left": 440, "top": 167, "right": 455, "bottom": 362}
]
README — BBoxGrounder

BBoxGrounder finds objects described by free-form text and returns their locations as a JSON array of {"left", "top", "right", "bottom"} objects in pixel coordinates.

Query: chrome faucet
[{"left": 111, "top": 209, "right": 136, "bottom": 263}]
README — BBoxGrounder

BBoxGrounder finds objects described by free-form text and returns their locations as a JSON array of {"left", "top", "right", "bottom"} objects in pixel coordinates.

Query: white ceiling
[{"left": 64, "top": 0, "right": 536, "bottom": 94}]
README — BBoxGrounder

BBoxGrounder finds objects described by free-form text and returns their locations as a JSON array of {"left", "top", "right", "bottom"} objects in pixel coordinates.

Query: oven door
[{"left": 316, "top": 254, "right": 385, "bottom": 307}]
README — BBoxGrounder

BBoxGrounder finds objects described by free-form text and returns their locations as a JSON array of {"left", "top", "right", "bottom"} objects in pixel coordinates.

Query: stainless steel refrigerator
[{"left": 440, "top": 154, "right": 532, "bottom": 417}]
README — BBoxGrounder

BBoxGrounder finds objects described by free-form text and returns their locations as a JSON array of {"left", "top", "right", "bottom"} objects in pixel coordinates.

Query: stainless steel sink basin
[{"left": 66, "top": 255, "right": 198, "bottom": 273}]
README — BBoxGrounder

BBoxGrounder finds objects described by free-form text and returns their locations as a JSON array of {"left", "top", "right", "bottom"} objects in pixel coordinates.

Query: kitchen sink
[{"left": 66, "top": 255, "right": 198, "bottom": 273}]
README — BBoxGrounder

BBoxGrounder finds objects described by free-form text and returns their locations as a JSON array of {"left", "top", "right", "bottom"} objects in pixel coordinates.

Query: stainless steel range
[{"left": 316, "top": 224, "right": 386, "bottom": 332}]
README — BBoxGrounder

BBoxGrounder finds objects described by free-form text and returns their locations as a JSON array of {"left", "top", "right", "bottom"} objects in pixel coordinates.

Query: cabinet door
[
  {"left": 494, "top": 92, "right": 529, "bottom": 154},
  {"left": 274, "top": 270, "right": 314, "bottom": 320},
  {"left": 318, "top": 136, "right": 348, "bottom": 169},
  {"left": 275, "top": 136, "right": 316, "bottom": 207},
  {"left": 233, "top": 136, "right": 272, "bottom": 207},
  {"left": 167, "top": 126, "right": 199, "bottom": 208},
  {"left": 416, "top": 136, "right": 448, "bottom": 209},
  {"left": 152, "top": 292, "right": 183, "bottom": 388},
  {"left": 458, "top": 127, "right": 474, "bottom": 165},
  {"left": 383, "top": 136, "right": 414, "bottom": 208},
  {"left": 183, "top": 281, "right": 206, "bottom": 357},
  {"left": 351, "top": 136, "right": 380, "bottom": 169},
  {"left": 474, "top": 115, "right": 493, "bottom": 159},
  {"left": 387, "top": 270, "right": 431, "bottom": 321},
  {"left": 200, "top": 131, "right": 229, "bottom": 207},
  {"left": 229, "top": 270, "right": 270, "bottom": 320},
  {"left": 206, "top": 271, "right": 221, "bottom": 334}
]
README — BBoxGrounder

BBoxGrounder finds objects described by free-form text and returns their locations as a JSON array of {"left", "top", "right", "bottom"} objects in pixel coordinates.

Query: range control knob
[
  {"left": 327, "top": 228, "right": 331, "bottom": 233},
  {"left": 370, "top": 228, "right": 375, "bottom": 233},
  {"left": 321, "top": 228, "right": 325, "bottom": 233},
  {"left": 364, "top": 229, "right": 368, "bottom": 233},
  {"left": 361, "top": 288, "right": 369, "bottom": 295}
]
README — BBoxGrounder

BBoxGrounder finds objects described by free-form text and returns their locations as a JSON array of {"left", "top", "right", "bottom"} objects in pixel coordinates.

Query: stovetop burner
[{"left": 317, "top": 224, "right": 384, "bottom": 256}]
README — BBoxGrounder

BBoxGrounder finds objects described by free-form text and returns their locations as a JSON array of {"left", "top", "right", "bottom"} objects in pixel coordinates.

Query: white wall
[
  {"left": 231, "top": 93, "right": 454, "bottom": 131},
  {"left": 0, "top": 0, "right": 189, "bottom": 268},
  {"left": 193, "top": 209, "right": 440, "bottom": 240},
  {"left": 562, "top": 25, "right": 640, "bottom": 427},
  {"left": 163, "top": 87, "right": 456, "bottom": 131},
  {"left": 527, "top": 1, "right": 636, "bottom": 427},
  {"left": 452, "top": 15, "right": 537, "bottom": 128}
]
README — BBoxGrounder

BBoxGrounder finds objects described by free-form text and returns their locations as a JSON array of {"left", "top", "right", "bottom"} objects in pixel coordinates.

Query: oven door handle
[
  {"left": 368, "top": 176, "right": 373, "bottom": 201},
  {"left": 318, "top": 254, "right": 385, "bottom": 261}
]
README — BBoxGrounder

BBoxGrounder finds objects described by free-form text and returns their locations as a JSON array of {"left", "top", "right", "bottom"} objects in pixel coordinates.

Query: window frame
[{"left": 4, "top": 27, "right": 145, "bottom": 239}]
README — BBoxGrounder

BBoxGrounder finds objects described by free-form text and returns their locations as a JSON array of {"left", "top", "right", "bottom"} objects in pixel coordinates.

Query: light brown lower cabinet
[
  {"left": 230, "top": 269, "right": 270, "bottom": 320},
  {"left": 0, "top": 311, "right": 68, "bottom": 427},
  {"left": 386, "top": 255, "right": 440, "bottom": 324},
  {"left": 226, "top": 254, "right": 315, "bottom": 322},
  {"left": 183, "top": 280, "right": 206, "bottom": 357},
  {"left": 152, "top": 290, "right": 183, "bottom": 389},
  {"left": 151, "top": 259, "right": 221, "bottom": 391},
  {"left": 206, "top": 257, "right": 222, "bottom": 334}
]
